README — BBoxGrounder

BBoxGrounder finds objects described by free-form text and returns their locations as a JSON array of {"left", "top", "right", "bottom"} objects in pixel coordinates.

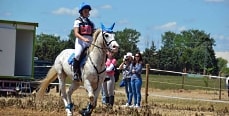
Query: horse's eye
[{"left": 104, "top": 34, "right": 109, "bottom": 38}]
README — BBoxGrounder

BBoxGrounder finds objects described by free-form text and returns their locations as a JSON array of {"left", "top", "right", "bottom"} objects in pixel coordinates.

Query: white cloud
[
  {"left": 212, "top": 34, "right": 229, "bottom": 40},
  {"left": 90, "top": 9, "right": 100, "bottom": 18},
  {"left": 204, "top": 0, "right": 225, "bottom": 3},
  {"left": 155, "top": 21, "right": 186, "bottom": 32},
  {"left": 213, "top": 34, "right": 229, "bottom": 52},
  {"left": 52, "top": 7, "right": 99, "bottom": 18},
  {"left": 156, "top": 22, "right": 177, "bottom": 30},
  {"left": 178, "top": 26, "right": 186, "bottom": 31},
  {"left": 100, "top": 4, "right": 112, "bottom": 9},
  {"left": 52, "top": 7, "right": 78, "bottom": 16},
  {"left": 3, "top": 12, "right": 11, "bottom": 16},
  {"left": 0, "top": 11, "right": 11, "bottom": 16},
  {"left": 117, "top": 19, "right": 129, "bottom": 25}
]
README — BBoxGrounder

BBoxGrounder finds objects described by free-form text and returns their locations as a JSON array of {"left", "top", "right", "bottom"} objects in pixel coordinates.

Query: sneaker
[
  {"left": 129, "top": 104, "right": 135, "bottom": 108},
  {"left": 122, "top": 103, "right": 130, "bottom": 107},
  {"left": 134, "top": 104, "right": 140, "bottom": 108}
]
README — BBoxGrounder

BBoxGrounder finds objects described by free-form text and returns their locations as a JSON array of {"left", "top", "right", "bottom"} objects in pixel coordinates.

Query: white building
[{"left": 0, "top": 20, "right": 38, "bottom": 78}]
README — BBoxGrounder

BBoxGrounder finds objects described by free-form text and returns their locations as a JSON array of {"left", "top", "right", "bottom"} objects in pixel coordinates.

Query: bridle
[{"left": 89, "top": 31, "right": 116, "bottom": 52}]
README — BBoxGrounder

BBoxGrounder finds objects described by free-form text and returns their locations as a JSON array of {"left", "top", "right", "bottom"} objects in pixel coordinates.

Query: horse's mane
[{"left": 89, "top": 29, "right": 101, "bottom": 52}]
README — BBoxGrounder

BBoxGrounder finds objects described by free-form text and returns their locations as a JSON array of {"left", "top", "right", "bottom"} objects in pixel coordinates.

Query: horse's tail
[{"left": 36, "top": 66, "right": 57, "bottom": 101}]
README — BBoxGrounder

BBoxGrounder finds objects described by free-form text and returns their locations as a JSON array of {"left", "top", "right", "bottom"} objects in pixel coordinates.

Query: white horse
[{"left": 36, "top": 23, "right": 119, "bottom": 116}]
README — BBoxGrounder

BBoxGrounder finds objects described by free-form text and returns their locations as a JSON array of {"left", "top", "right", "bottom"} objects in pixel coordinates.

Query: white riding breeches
[{"left": 74, "top": 36, "right": 92, "bottom": 60}]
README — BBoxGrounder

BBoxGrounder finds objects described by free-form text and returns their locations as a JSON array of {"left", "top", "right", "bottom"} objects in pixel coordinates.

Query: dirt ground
[{"left": 0, "top": 87, "right": 228, "bottom": 116}]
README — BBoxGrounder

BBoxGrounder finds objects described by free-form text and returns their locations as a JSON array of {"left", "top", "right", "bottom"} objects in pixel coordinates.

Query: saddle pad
[
  {"left": 68, "top": 53, "right": 75, "bottom": 65},
  {"left": 68, "top": 53, "right": 87, "bottom": 67}
]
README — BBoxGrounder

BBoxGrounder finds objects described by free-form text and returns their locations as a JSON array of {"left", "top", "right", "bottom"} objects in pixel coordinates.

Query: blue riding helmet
[{"left": 79, "top": 2, "right": 92, "bottom": 13}]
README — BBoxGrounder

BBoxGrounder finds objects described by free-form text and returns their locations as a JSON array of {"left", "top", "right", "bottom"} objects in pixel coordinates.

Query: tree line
[{"left": 35, "top": 28, "right": 229, "bottom": 76}]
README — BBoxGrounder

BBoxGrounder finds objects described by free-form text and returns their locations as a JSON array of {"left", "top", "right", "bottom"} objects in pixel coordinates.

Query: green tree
[
  {"left": 115, "top": 28, "right": 141, "bottom": 64},
  {"left": 217, "top": 57, "right": 228, "bottom": 76},
  {"left": 66, "top": 29, "right": 75, "bottom": 49},
  {"left": 160, "top": 31, "right": 178, "bottom": 70},
  {"left": 142, "top": 41, "right": 157, "bottom": 68},
  {"left": 159, "top": 29, "right": 217, "bottom": 75},
  {"left": 35, "top": 33, "right": 63, "bottom": 62}
]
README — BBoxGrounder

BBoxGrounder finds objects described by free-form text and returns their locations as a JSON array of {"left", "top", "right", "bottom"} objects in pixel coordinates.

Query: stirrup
[{"left": 73, "top": 73, "right": 82, "bottom": 81}]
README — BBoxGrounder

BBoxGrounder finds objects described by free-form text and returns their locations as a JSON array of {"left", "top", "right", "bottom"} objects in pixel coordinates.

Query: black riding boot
[
  {"left": 109, "top": 96, "right": 114, "bottom": 107},
  {"left": 73, "top": 58, "right": 81, "bottom": 81}
]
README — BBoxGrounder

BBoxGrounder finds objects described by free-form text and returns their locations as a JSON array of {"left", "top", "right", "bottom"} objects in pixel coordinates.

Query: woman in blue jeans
[
  {"left": 129, "top": 52, "right": 143, "bottom": 108},
  {"left": 119, "top": 52, "right": 133, "bottom": 106}
]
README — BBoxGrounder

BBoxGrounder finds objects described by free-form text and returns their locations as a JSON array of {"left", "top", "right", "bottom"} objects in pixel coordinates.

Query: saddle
[{"left": 68, "top": 48, "right": 88, "bottom": 71}]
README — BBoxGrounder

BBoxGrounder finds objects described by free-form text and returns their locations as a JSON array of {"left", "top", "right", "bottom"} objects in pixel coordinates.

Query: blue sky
[{"left": 0, "top": 0, "right": 229, "bottom": 52}]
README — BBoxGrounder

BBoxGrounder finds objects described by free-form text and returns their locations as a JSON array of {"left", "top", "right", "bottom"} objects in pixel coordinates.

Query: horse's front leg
[
  {"left": 79, "top": 79, "right": 96, "bottom": 116},
  {"left": 84, "top": 79, "right": 95, "bottom": 105},
  {"left": 91, "top": 82, "right": 103, "bottom": 108}
]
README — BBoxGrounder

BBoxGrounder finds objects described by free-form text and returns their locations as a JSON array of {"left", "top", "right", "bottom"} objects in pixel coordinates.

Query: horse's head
[{"left": 100, "top": 23, "right": 119, "bottom": 53}]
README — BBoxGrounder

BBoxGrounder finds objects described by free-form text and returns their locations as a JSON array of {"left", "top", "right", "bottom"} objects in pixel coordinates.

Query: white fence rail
[{"left": 144, "top": 64, "right": 229, "bottom": 104}]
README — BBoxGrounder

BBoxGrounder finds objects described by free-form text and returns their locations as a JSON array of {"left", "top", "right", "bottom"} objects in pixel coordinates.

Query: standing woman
[
  {"left": 119, "top": 52, "right": 133, "bottom": 106},
  {"left": 102, "top": 51, "right": 117, "bottom": 107},
  {"left": 130, "top": 52, "right": 143, "bottom": 108}
]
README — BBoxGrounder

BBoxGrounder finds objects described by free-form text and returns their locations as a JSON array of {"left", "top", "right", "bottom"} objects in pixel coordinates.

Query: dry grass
[{"left": 0, "top": 87, "right": 229, "bottom": 116}]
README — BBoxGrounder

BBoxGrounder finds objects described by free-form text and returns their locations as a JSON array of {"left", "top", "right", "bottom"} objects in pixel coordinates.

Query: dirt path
[{"left": 0, "top": 88, "right": 228, "bottom": 116}]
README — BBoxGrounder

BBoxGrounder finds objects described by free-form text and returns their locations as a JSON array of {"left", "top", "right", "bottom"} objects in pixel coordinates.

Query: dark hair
[{"left": 133, "top": 52, "right": 143, "bottom": 66}]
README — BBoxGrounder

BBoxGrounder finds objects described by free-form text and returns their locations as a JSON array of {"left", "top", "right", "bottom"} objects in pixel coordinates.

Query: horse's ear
[
  {"left": 110, "top": 23, "right": 115, "bottom": 30},
  {"left": 101, "top": 22, "right": 115, "bottom": 32},
  {"left": 100, "top": 23, "right": 106, "bottom": 31}
]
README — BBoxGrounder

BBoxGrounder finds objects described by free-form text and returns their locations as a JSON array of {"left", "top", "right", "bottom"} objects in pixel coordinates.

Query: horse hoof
[
  {"left": 89, "top": 95, "right": 94, "bottom": 103},
  {"left": 65, "top": 103, "right": 74, "bottom": 116},
  {"left": 79, "top": 108, "right": 92, "bottom": 116},
  {"left": 66, "top": 109, "right": 73, "bottom": 116}
]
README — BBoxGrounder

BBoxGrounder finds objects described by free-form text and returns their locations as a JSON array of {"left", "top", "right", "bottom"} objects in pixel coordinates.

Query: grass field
[
  {"left": 64, "top": 74, "right": 227, "bottom": 91},
  {"left": 132, "top": 74, "right": 227, "bottom": 90},
  {"left": 63, "top": 73, "right": 228, "bottom": 102}
]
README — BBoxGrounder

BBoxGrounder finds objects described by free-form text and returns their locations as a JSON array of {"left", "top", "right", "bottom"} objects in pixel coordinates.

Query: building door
[{"left": 0, "top": 27, "right": 16, "bottom": 76}]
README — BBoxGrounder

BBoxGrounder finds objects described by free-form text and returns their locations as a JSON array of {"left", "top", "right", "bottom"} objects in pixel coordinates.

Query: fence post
[
  {"left": 219, "top": 77, "right": 222, "bottom": 100},
  {"left": 145, "top": 64, "right": 149, "bottom": 104},
  {"left": 181, "top": 68, "right": 186, "bottom": 89}
]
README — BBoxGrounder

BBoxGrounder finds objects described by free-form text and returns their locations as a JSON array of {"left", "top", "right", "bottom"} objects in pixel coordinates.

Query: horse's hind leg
[
  {"left": 59, "top": 74, "right": 73, "bottom": 116},
  {"left": 64, "top": 80, "right": 80, "bottom": 116},
  {"left": 58, "top": 73, "right": 68, "bottom": 106}
]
